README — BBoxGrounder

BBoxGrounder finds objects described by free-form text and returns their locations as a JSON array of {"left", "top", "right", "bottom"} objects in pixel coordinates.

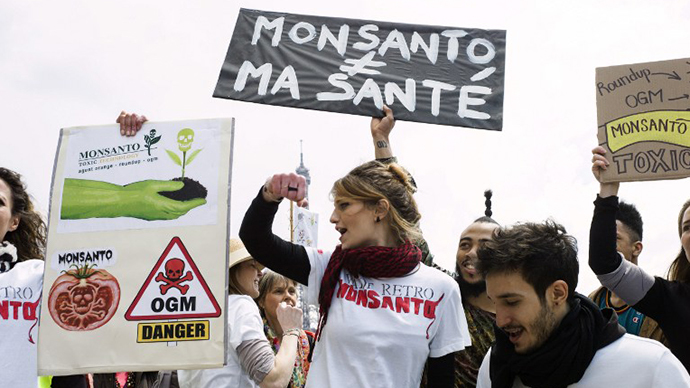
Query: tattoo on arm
[{"left": 376, "top": 141, "right": 388, "bottom": 149}]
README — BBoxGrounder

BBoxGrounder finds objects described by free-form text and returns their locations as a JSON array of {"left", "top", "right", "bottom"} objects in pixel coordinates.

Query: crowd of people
[{"left": 2, "top": 107, "right": 690, "bottom": 387}]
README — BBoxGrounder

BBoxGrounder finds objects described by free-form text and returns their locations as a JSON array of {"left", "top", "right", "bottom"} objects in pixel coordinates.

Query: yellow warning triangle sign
[{"left": 125, "top": 237, "right": 221, "bottom": 320}]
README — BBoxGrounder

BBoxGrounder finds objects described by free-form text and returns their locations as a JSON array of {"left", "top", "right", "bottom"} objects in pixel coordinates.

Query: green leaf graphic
[
  {"left": 185, "top": 148, "right": 203, "bottom": 166},
  {"left": 166, "top": 150, "right": 182, "bottom": 166}
]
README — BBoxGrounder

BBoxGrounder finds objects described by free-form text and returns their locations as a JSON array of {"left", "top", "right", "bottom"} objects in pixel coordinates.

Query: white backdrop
[{"left": 2, "top": 0, "right": 690, "bottom": 294}]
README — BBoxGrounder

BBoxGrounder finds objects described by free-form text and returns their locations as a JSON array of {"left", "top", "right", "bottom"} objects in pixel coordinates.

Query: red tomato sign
[{"left": 48, "top": 264, "right": 120, "bottom": 331}]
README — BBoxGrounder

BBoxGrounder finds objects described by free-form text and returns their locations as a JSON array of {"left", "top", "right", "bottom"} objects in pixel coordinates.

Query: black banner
[{"left": 215, "top": 9, "right": 506, "bottom": 130}]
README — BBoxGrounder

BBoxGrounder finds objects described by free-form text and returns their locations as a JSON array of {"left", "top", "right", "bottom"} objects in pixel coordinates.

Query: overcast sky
[{"left": 2, "top": 0, "right": 689, "bottom": 294}]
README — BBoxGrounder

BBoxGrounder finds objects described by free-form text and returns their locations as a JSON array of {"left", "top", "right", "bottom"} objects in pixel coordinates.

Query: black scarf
[{"left": 489, "top": 293, "right": 625, "bottom": 388}]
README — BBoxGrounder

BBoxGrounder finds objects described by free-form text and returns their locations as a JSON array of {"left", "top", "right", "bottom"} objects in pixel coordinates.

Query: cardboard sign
[
  {"left": 596, "top": 57, "right": 690, "bottom": 182},
  {"left": 38, "top": 118, "right": 234, "bottom": 375},
  {"left": 215, "top": 8, "right": 506, "bottom": 130}
]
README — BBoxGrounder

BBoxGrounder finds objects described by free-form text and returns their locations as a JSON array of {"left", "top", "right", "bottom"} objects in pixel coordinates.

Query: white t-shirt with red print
[
  {"left": 304, "top": 248, "right": 471, "bottom": 388},
  {"left": 0, "top": 259, "right": 43, "bottom": 388},
  {"left": 178, "top": 295, "right": 264, "bottom": 388},
  {"left": 477, "top": 334, "right": 690, "bottom": 387}
]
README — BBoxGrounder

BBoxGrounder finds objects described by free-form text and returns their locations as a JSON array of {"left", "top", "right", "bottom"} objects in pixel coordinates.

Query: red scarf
[{"left": 315, "top": 241, "right": 422, "bottom": 342}]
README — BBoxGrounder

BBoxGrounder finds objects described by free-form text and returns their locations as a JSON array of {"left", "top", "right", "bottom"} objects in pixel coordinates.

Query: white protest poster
[
  {"left": 38, "top": 118, "right": 234, "bottom": 375},
  {"left": 291, "top": 204, "right": 319, "bottom": 330},
  {"left": 291, "top": 205, "right": 318, "bottom": 248}
]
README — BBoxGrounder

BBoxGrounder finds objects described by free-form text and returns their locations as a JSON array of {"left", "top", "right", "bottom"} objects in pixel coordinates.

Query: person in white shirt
[
  {"left": 178, "top": 239, "right": 303, "bottom": 388},
  {"left": 475, "top": 220, "right": 690, "bottom": 388},
  {"left": 240, "top": 118, "right": 471, "bottom": 387},
  {"left": 0, "top": 167, "right": 89, "bottom": 387}
]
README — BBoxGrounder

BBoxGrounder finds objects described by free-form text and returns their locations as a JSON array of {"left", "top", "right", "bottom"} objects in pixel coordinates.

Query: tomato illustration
[{"left": 48, "top": 264, "right": 120, "bottom": 331}]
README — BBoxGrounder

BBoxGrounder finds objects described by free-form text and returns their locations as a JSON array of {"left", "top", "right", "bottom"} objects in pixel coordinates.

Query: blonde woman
[{"left": 240, "top": 158, "right": 470, "bottom": 388}]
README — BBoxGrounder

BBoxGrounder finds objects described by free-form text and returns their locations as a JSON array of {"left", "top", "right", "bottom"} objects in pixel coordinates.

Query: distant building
[
  {"left": 295, "top": 140, "right": 311, "bottom": 204},
  {"left": 294, "top": 140, "right": 318, "bottom": 330}
]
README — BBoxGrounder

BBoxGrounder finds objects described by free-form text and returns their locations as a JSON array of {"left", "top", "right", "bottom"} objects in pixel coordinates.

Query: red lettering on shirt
[
  {"left": 381, "top": 296, "right": 395, "bottom": 311},
  {"left": 10, "top": 300, "right": 21, "bottom": 319},
  {"left": 367, "top": 290, "right": 380, "bottom": 308},
  {"left": 345, "top": 286, "right": 357, "bottom": 301},
  {"left": 411, "top": 298, "right": 424, "bottom": 314},
  {"left": 423, "top": 297, "right": 442, "bottom": 319},
  {"left": 395, "top": 297, "right": 410, "bottom": 313},
  {"left": 425, "top": 294, "right": 445, "bottom": 339},
  {"left": 337, "top": 279, "right": 349, "bottom": 298},
  {"left": 333, "top": 280, "right": 442, "bottom": 325},
  {"left": 356, "top": 289, "right": 368, "bottom": 306},
  {"left": 0, "top": 300, "right": 40, "bottom": 321}
]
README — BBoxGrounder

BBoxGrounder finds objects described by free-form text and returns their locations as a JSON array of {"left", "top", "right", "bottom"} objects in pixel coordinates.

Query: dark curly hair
[
  {"left": 0, "top": 167, "right": 46, "bottom": 261},
  {"left": 477, "top": 220, "right": 579, "bottom": 302},
  {"left": 617, "top": 201, "right": 643, "bottom": 242},
  {"left": 474, "top": 189, "right": 499, "bottom": 225}
]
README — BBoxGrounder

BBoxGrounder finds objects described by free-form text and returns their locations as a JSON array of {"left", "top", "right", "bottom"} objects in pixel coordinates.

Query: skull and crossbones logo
[
  {"left": 177, "top": 128, "right": 195, "bottom": 152},
  {"left": 155, "top": 258, "right": 193, "bottom": 295}
]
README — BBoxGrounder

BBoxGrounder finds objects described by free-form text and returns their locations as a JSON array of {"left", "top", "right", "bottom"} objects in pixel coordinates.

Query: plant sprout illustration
[
  {"left": 166, "top": 128, "right": 202, "bottom": 178},
  {"left": 144, "top": 129, "right": 161, "bottom": 156}
]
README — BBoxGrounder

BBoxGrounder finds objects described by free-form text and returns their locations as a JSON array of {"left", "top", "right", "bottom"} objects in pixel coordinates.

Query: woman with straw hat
[{"left": 178, "top": 238, "right": 303, "bottom": 388}]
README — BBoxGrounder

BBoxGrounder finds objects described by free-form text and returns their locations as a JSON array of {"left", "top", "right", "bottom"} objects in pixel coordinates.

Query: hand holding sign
[
  {"left": 371, "top": 105, "right": 395, "bottom": 139},
  {"left": 116, "top": 111, "right": 148, "bottom": 137},
  {"left": 371, "top": 105, "right": 395, "bottom": 159},
  {"left": 591, "top": 146, "right": 620, "bottom": 198},
  {"left": 262, "top": 173, "right": 308, "bottom": 207}
]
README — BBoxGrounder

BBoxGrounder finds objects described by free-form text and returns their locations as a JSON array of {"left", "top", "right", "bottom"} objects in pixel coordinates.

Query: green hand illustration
[{"left": 61, "top": 178, "right": 206, "bottom": 221}]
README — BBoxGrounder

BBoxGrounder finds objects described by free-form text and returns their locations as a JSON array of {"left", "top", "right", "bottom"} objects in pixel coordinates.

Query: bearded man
[{"left": 475, "top": 221, "right": 689, "bottom": 388}]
